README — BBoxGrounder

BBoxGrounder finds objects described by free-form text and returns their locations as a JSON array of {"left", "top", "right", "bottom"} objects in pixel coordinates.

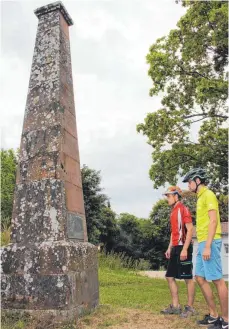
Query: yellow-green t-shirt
[{"left": 196, "top": 186, "right": 221, "bottom": 243}]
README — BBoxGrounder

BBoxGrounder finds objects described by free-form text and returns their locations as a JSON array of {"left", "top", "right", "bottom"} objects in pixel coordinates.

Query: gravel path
[{"left": 139, "top": 271, "right": 166, "bottom": 279}]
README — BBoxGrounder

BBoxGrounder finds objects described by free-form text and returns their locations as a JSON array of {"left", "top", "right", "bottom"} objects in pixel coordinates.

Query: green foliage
[
  {"left": 137, "top": 1, "right": 228, "bottom": 192},
  {"left": 1, "top": 312, "right": 31, "bottom": 329},
  {"left": 80, "top": 165, "right": 121, "bottom": 248},
  {"left": 1, "top": 149, "right": 17, "bottom": 223},
  {"left": 99, "top": 251, "right": 151, "bottom": 271},
  {"left": 1, "top": 225, "right": 11, "bottom": 246},
  {"left": 1, "top": 217, "right": 11, "bottom": 230},
  {"left": 99, "top": 207, "right": 119, "bottom": 252},
  {"left": 218, "top": 194, "right": 229, "bottom": 222},
  {"left": 182, "top": 190, "right": 197, "bottom": 224},
  {"left": 115, "top": 213, "right": 142, "bottom": 259},
  {"left": 148, "top": 200, "right": 171, "bottom": 269},
  {"left": 81, "top": 165, "right": 109, "bottom": 244}
]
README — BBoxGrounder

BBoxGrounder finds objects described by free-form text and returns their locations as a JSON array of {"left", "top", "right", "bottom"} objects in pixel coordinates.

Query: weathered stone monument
[{"left": 1, "top": 1, "right": 99, "bottom": 320}]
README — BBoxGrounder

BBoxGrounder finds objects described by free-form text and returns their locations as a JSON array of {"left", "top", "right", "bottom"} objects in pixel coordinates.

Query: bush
[
  {"left": 1, "top": 217, "right": 11, "bottom": 230},
  {"left": 99, "top": 251, "right": 151, "bottom": 271},
  {"left": 1, "top": 149, "right": 17, "bottom": 220},
  {"left": 1, "top": 226, "right": 11, "bottom": 246}
]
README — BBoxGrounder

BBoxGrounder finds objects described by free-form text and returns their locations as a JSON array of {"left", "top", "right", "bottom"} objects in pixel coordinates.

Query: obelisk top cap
[{"left": 34, "top": 1, "right": 74, "bottom": 26}]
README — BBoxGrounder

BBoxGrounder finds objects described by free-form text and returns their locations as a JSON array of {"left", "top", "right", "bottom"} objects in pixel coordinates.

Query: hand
[
  {"left": 202, "top": 246, "right": 211, "bottom": 261},
  {"left": 180, "top": 248, "right": 187, "bottom": 261},
  {"left": 165, "top": 248, "right": 171, "bottom": 259}
]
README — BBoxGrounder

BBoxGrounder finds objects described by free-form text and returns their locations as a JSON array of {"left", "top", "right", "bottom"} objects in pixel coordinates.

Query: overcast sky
[{"left": 0, "top": 0, "right": 186, "bottom": 218}]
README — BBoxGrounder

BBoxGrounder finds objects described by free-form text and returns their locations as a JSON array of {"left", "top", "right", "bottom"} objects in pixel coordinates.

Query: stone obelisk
[{"left": 1, "top": 1, "right": 99, "bottom": 320}]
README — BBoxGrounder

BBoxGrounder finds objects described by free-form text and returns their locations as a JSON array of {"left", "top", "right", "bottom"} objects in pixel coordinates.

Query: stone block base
[
  {"left": 1, "top": 241, "right": 99, "bottom": 320},
  {"left": 1, "top": 306, "right": 96, "bottom": 323}
]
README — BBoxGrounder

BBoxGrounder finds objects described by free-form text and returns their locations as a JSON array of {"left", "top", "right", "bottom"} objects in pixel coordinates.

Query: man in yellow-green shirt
[
  {"left": 196, "top": 186, "right": 221, "bottom": 243},
  {"left": 183, "top": 168, "right": 228, "bottom": 329}
]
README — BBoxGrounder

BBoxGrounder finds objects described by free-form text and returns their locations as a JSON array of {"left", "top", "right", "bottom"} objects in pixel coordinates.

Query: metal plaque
[{"left": 67, "top": 213, "right": 84, "bottom": 240}]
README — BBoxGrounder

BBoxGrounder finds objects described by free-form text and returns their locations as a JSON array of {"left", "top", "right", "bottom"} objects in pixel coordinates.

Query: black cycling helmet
[{"left": 182, "top": 168, "right": 207, "bottom": 183}]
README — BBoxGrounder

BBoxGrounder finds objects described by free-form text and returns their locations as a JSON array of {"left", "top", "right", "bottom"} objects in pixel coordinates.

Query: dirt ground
[
  {"left": 1, "top": 305, "right": 203, "bottom": 329},
  {"left": 78, "top": 306, "right": 200, "bottom": 329}
]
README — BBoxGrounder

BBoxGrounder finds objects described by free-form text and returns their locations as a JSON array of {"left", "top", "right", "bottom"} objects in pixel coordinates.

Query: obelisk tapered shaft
[{"left": 11, "top": 1, "right": 87, "bottom": 244}]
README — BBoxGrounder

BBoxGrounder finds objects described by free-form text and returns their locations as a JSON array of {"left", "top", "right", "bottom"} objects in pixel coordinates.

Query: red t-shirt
[{"left": 170, "top": 202, "right": 192, "bottom": 246}]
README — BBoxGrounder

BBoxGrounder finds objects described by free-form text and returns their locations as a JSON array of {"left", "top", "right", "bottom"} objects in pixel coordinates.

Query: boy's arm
[
  {"left": 180, "top": 222, "right": 193, "bottom": 260},
  {"left": 202, "top": 210, "right": 217, "bottom": 261},
  {"left": 180, "top": 206, "right": 193, "bottom": 261},
  {"left": 202, "top": 192, "right": 218, "bottom": 261}
]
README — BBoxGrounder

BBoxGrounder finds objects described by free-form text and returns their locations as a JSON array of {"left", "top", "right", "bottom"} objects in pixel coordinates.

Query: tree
[
  {"left": 182, "top": 190, "right": 197, "bottom": 224},
  {"left": 114, "top": 213, "right": 143, "bottom": 259},
  {"left": 149, "top": 200, "right": 171, "bottom": 269},
  {"left": 139, "top": 218, "right": 158, "bottom": 269},
  {"left": 218, "top": 194, "right": 228, "bottom": 222},
  {"left": 137, "top": 1, "right": 228, "bottom": 193},
  {"left": 1, "top": 149, "right": 17, "bottom": 227},
  {"left": 81, "top": 165, "right": 109, "bottom": 244},
  {"left": 99, "top": 207, "right": 119, "bottom": 252}
]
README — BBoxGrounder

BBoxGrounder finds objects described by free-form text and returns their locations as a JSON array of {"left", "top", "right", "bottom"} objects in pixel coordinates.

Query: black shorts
[{"left": 165, "top": 245, "right": 193, "bottom": 280}]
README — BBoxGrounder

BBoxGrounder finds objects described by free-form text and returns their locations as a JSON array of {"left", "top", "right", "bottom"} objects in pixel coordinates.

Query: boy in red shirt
[{"left": 161, "top": 186, "right": 196, "bottom": 318}]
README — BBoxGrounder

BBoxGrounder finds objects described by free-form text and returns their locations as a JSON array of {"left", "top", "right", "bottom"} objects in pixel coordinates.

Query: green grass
[{"left": 99, "top": 266, "right": 210, "bottom": 312}]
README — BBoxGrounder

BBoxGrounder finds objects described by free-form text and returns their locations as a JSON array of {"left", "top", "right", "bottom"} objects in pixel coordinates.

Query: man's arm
[
  {"left": 165, "top": 233, "right": 172, "bottom": 259},
  {"left": 180, "top": 222, "right": 193, "bottom": 260},
  {"left": 202, "top": 210, "right": 218, "bottom": 261},
  {"left": 168, "top": 232, "right": 172, "bottom": 249}
]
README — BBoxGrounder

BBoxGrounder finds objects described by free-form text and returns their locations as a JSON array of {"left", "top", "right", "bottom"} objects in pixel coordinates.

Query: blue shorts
[{"left": 195, "top": 239, "right": 222, "bottom": 281}]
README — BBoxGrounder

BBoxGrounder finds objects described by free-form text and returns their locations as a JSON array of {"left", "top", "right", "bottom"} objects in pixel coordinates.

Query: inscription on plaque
[{"left": 67, "top": 213, "right": 84, "bottom": 240}]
